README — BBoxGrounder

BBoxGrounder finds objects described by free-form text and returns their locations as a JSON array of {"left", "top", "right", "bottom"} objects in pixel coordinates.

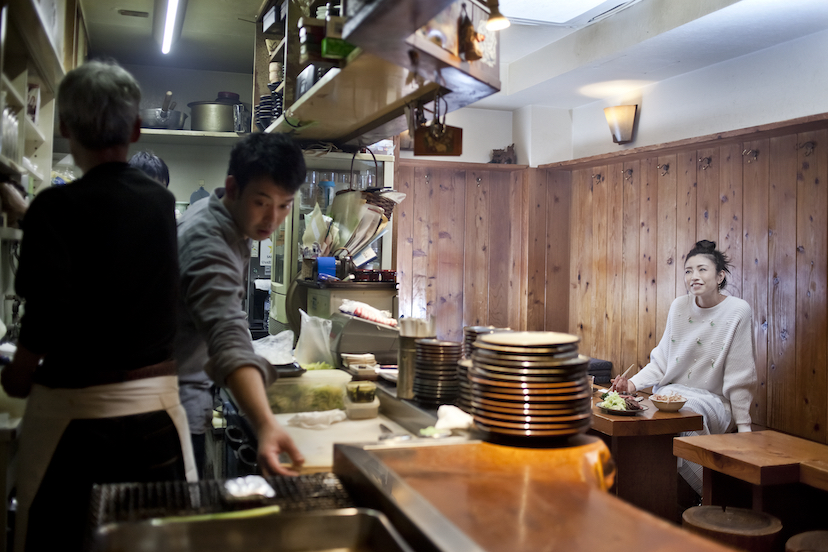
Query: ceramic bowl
[{"left": 650, "top": 396, "right": 686, "bottom": 412}]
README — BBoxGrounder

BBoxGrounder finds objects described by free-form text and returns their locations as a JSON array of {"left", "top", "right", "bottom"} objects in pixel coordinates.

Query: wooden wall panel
[
  {"left": 794, "top": 129, "right": 828, "bottom": 442},
  {"left": 572, "top": 169, "right": 595, "bottom": 350},
  {"left": 638, "top": 158, "right": 658, "bottom": 369},
  {"left": 396, "top": 165, "right": 415, "bottom": 318},
  {"left": 767, "top": 134, "right": 798, "bottom": 434},
  {"left": 434, "top": 169, "right": 466, "bottom": 342},
  {"left": 508, "top": 170, "right": 526, "bottom": 331},
  {"left": 621, "top": 161, "right": 640, "bottom": 375},
  {"left": 487, "top": 172, "right": 513, "bottom": 329},
  {"left": 525, "top": 169, "right": 547, "bottom": 330},
  {"left": 605, "top": 162, "right": 625, "bottom": 371},
  {"left": 697, "top": 147, "right": 719, "bottom": 245},
  {"left": 741, "top": 138, "right": 769, "bottom": 426},
  {"left": 463, "top": 170, "right": 489, "bottom": 327},
  {"left": 545, "top": 171, "right": 571, "bottom": 332},
  {"left": 591, "top": 168, "right": 608, "bottom": 358},
  {"left": 656, "top": 155, "right": 677, "bottom": 344},
  {"left": 411, "top": 166, "right": 433, "bottom": 319},
  {"left": 719, "top": 143, "right": 744, "bottom": 299},
  {"left": 675, "top": 150, "right": 697, "bottom": 293}
]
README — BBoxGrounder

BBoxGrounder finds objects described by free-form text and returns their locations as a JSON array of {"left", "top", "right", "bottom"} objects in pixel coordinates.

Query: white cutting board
[{"left": 274, "top": 412, "right": 410, "bottom": 470}]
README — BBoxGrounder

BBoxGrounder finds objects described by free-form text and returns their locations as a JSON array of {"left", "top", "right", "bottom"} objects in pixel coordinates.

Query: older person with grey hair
[{"left": 1, "top": 60, "right": 195, "bottom": 552}]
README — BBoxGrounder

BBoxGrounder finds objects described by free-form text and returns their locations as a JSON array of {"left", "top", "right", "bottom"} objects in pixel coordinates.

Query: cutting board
[{"left": 275, "top": 412, "right": 409, "bottom": 470}]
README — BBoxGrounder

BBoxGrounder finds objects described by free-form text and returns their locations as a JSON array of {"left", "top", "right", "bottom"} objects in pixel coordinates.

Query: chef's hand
[
  {"left": 610, "top": 376, "right": 636, "bottom": 395},
  {"left": 1, "top": 345, "right": 41, "bottom": 398},
  {"left": 224, "top": 366, "right": 305, "bottom": 477},
  {"left": 256, "top": 421, "right": 305, "bottom": 477}
]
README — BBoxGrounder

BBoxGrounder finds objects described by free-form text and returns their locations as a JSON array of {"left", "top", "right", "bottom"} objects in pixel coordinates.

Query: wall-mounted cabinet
[{"left": 254, "top": 0, "right": 500, "bottom": 150}]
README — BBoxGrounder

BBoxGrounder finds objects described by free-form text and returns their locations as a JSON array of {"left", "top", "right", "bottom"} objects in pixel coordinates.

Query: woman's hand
[{"left": 610, "top": 376, "right": 636, "bottom": 394}]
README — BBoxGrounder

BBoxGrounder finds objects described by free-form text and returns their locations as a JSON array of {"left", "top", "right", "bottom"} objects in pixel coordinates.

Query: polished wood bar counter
[{"left": 334, "top": 437, "right": 733, "bottom": 552}]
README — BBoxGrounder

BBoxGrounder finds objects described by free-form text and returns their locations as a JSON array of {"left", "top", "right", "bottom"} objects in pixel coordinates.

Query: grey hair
[{"left": 58, "top": 60, "right": 141, "bottom": 150}]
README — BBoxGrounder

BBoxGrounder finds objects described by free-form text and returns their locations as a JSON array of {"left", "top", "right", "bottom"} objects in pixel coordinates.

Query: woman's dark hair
[
  {"left": 228, "top": 133, "right": 306, "bottom": 194},
  {"left": 686, "top": 239, "right": 731, "bottom": 290},
  {"left": 129, "top": 151, "right": 169, "bottom": 187}
]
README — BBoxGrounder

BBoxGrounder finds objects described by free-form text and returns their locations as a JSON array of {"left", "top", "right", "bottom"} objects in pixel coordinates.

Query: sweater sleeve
[
  {"left": 721, "top": 301, "right": 757, "bottom": 426},
  {"left": 630, "top": 299, "right": 677, "bottom": 390}
]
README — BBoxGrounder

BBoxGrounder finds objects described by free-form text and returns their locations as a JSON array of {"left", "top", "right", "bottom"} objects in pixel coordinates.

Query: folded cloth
[
  {"left": 435, "top": 404, "right": 474, "bottom": 430},
  {"left": 287, "top": 409, "right": 347, "bottom": 430}
]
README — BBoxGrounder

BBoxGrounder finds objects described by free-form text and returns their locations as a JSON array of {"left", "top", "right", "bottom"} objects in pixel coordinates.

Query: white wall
[
  {"left": 513, "top": 105, "right": 573, "bottom": 167},
  {"left": 570, "top": 28, "right": 828, "bottom": 160},
  {"left": 399, "top": 107, "right": 513, "bottom": 164}
]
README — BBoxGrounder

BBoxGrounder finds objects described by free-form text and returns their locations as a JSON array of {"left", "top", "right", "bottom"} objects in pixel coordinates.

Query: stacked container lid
[
  {"left": 413, "top": 339, "right": 462, "bottom": 406},
  {"left": 468, "top": 331, "right": 591, "bottom": 440}
]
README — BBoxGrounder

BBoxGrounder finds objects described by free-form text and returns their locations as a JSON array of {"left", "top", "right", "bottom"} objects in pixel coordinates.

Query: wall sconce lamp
[
  {"left": 486, "top": 0, "right": 510, "bottom": 30},
  {"left": 153, "top": 0, "right": 188, "bottom": 54},
  {"left": 603, "top": 105, "right": 638, "bottom": 144}
]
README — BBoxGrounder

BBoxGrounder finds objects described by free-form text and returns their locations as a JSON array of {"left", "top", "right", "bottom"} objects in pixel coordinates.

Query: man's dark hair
[
  {"left": 129, "top": 151, "right": 170, "bottom": 187},
  {"left": 228, "top": 133, "right": 306, "bottom": 194}
]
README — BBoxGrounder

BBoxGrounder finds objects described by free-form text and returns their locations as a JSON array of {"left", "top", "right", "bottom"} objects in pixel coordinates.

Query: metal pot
[
  {"left": 139, "top": 107, "right": 188, "bottom": 130},
  {"left": 188, "top": 101, "right": 235, "bottom": 132},
  {"left": 140, "top": 91, "right": 188, "bottom": 130}
]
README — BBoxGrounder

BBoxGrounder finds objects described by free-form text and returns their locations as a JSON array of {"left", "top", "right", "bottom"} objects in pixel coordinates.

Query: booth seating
[
  {"left": 682, "top": 506, "right": 782, "bottom": 552},
  {"left": 587, "top": 358, "right": 612, "bottom": 384}
]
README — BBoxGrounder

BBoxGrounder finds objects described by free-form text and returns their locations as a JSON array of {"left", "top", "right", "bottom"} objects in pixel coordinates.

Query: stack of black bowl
[
  {"left": 468, "top": 331, "right": 591, "bottom": 440},
  {"left": 413, "top": 339, "right": 462, "bottom": 406}
]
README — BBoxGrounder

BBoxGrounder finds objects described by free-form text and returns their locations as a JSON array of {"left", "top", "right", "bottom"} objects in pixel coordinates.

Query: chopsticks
[{"left": 610, "top": 364, "right": 636, "bottom": 391}]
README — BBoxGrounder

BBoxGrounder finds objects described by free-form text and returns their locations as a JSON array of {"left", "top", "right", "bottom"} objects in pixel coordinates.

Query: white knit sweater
[{"left": 630, "top": 294, "right": 757, "bottom": 428}]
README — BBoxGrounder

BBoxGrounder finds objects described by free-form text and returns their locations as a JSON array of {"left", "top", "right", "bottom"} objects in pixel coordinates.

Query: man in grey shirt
[{"left": 176, "top": 132, "right": 306, "bottom": 476}]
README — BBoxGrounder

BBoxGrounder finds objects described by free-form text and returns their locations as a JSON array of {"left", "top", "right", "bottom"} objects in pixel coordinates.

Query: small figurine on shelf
[{"left": 489, "top": 143, "right": 517, "bottom": 164}]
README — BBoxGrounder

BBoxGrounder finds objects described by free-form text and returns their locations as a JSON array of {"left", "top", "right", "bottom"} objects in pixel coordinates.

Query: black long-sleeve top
[{"left": 16, "top": 162, "right": 179, "bottom": 388}]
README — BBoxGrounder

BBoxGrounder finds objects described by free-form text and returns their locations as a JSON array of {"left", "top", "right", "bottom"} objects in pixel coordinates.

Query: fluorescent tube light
[{"left": 161, "top": 0, "right": 180, "bottom": 54}]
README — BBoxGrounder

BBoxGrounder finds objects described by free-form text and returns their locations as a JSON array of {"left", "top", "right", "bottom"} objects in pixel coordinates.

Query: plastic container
[
  {"left": 265, "top": 369, "right": 350, "bottom": 413},
  {"left": 344, "top": 393, "right": 379, "bottom": 420},
  {"left": 346, "top": 380, "right": 376, "bottom": 402}
]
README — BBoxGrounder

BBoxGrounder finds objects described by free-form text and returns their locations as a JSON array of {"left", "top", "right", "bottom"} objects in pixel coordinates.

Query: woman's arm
[{"left": 722, "top": 302, "right": 757, "bottom": 429}]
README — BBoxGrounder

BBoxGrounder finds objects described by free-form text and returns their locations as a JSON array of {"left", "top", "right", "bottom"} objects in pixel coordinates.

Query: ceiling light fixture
[
  {"left": 486, "top": 0, "right": 511, "bottom": 30},
  {"left": 604, "top": 105, "right": 638, "bottom": 144},
  {"left": 153, "top": 0, "right": 188, "bottom": 55}
]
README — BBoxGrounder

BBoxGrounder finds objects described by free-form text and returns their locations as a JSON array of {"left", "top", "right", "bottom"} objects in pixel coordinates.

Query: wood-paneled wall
[
  {"left": 550, "top": 123, "right": 828, "bottom": 442},
  {"left": 394, "top": 115, "right": 828, "bottom": 443},
  {"left": 394, "top": 161, "right": 569, "bottom": 342}
]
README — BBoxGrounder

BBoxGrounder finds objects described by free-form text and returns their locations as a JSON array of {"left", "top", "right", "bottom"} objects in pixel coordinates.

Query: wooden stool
[
  {"left": 786, "top": 531, "right": 828, "bottom": 552},
  {"left": 682, "top": 506, "right": 782, "bottom": 552}
]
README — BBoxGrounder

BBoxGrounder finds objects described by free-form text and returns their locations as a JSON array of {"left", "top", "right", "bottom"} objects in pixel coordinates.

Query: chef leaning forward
[{"left": 0, "top": 60, "right": 196, "bottom": 552}]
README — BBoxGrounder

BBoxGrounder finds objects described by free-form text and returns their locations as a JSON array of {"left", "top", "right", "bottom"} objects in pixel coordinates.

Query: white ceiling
[{"left": 79, "top": 0, "right": 828, "bottom": 112}]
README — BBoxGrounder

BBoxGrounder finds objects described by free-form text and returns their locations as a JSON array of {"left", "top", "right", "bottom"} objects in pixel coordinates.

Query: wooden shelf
[
  {"left": 138, "top": 128, "right": 247, "bottom": 147},
  {"left": 24, "top": 116, "right": 46, "bottom": 154},
  {"left": 267, "top": 50, "right": 440, "bottom": 144},
  {"left": 9, "top": 0, "right": 66, "bottom": 93},
  {"left": 20, "top": 157, "right": 44, "bottom": 181},
  {"left": 0, "top": 75, "right": 25, "bottom": 110}
]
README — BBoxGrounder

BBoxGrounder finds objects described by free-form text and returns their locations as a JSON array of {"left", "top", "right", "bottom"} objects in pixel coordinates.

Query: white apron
[{"left": 14, "top": 375, "right": 197, "bottom": 552}]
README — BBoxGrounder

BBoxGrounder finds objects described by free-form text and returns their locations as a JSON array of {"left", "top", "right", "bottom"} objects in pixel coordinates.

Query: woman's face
[{"left": 684, "top": 254, "right": 723, "bottom": 299}]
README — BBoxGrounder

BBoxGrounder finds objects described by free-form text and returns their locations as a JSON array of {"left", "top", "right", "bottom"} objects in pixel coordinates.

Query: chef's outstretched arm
[{"left": 225, "top": 366, "right": 305, "bottom": 476}]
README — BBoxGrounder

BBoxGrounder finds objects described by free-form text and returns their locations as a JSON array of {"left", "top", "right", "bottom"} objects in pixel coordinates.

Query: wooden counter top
[{"left": 335, "top": 437, "right": 734, "bottom": 552}]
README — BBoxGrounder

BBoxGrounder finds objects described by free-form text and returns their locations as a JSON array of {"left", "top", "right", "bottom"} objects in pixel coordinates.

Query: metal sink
[{"left": 92, "top": 507, "right": 414, "bottom": 552}]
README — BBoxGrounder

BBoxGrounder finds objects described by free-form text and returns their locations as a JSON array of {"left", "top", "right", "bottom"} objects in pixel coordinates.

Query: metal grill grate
[{"left": 88, "top": 472, "right": 354, "bottom": 529}]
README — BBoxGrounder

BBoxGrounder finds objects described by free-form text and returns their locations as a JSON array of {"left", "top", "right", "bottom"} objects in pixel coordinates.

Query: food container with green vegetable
[
  {"left": 266, "top": 370, "right": 350, "bottom": 413},
  {"left": 346, "top": 381, "right": 376, "bottom": 403}
]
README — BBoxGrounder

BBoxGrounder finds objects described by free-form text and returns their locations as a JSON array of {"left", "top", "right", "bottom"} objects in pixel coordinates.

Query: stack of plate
[
  {"left": 463, "top": 325, "right": 510, "bottom": 358},
  {"left": 457, "top": 359, "right": 473, "bottom": 412},
  {"left": 413, "top": 339, "right": 462, "bottom": 406},
  {"left": 469, "top": 331, "right": 591, "bottom": 440}
]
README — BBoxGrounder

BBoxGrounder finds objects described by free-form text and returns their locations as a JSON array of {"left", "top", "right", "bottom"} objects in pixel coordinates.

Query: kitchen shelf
[
  {"left": 0, "top": 155, "right": 24, "bottom": 178},
  {"left": 0, "top": 227, "right": 23, "bottom": 241},
  {"left": 267, "top": 50, "right": 440, "bottom": 145},
  {"left": 138, "top": 128, "right": 246, "bottom": 147},
  {"left": 20, "top": 156, "right": 43, "bottom": 181},
  {"left": 24, "top": 116, "right": 45, "bottom": 153},
  {"left": 0, "top": 75, "right": 25, "bottom": 109}
]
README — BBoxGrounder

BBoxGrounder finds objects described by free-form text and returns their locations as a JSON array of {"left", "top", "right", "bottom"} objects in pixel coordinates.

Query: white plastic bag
[
  {"left": 294, "top": 310, "right": 335, "bottom": 368},
  {"left": 252, "top": 331, "right": 295, "bottom": 365}
]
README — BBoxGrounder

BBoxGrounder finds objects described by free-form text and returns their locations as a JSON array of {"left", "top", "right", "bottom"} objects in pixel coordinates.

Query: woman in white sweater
[{"left": 613, "top": 240, "right": 757, "bottom": 495}]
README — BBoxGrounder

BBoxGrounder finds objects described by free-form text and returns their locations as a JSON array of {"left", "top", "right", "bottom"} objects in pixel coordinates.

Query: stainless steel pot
[
  {"left": 139, "top": 108, "right": 188, "bottom": 130},
  {"left": 188, "top": 101, "right": 235, "bottom": 132}
]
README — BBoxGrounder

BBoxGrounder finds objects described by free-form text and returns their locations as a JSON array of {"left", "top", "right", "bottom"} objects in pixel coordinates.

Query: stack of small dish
[
  {"left": 456, "top": 359, "right": 473, "bottom": 412},
  {"left": 468, "top": 331, "right": 591, "bottom": 439},
  {"left": 413, "top": 339, "right": 462, "bottom": 406}
]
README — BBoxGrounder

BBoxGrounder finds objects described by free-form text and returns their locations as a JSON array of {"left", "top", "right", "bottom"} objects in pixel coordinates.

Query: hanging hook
[
  {"left": 742, "top": 149, "right": 759, "bottom": 163},
  {"left": 592, "top": 173, "right": 603, "bottom": 182},
  {"left": 698, "top": 156, "right": 712, "bottom": 171},
  {"left": 657, "top": 163, "right": 670, "bottom": 176},
  {"left": 622, "top": 168, "right": 633, "bottom": 180},
  {"left": 797, "top": 141, "right": 815, "bottom": 156}
]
